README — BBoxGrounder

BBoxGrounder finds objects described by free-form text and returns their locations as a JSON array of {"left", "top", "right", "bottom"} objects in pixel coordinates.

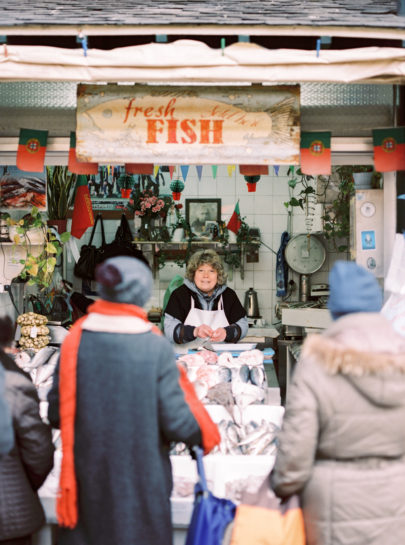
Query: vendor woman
[{"left": 164, "top": 249, "right": 248, "bottom": 345}]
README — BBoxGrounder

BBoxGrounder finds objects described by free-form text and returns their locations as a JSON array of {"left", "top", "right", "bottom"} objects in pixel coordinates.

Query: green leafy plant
[
  {"left": 7, "top": 207, "right": 70, "bottom": 289},
  {"left": 284, "top": 167, "right": 316, "bottom": 212},
  {"left": 46, "top": 166, "right": 76, "bottom": 220},
  {"left": 117, "top": 173, "right": 135, "bottom": 190},
  {"left": 321, "top": 166, "right": 355, "bottom": 252}
]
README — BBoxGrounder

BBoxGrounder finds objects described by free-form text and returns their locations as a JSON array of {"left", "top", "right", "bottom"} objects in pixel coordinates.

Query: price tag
[{"left": 30, "top": 326, "right": 38, "bottom": 339}]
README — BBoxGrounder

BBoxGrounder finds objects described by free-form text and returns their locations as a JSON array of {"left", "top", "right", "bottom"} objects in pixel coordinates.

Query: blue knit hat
[
  {"left": 95, "top": 256, "right": 152, "bottom": 307},
  {"left": 328, "top": 261, "right": 383, "bottom": 320}
]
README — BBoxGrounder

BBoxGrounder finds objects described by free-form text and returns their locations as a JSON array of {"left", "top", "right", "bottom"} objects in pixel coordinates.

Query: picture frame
[{"left": 186, "top": 198, "right": 221, "bottom": 239}]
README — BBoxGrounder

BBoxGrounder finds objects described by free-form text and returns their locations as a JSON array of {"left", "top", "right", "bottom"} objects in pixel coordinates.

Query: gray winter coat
[
  {"left": 0, "top": 365, "right": 13, "bottom": 455},
  {"left": 0, "top": 370, "right": 54, "bottom": 540},
  {"left": 48, "top": 315, "right": 202, "bottom": 545},
  {"left": 271, "top": 313, "right": 405, "bottom": 545}
]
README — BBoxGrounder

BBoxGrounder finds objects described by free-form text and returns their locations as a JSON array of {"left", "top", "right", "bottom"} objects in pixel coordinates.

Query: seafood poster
[
  {"left": 0, "top": 166, "right": 46, "bottom": 210},
  {"left": 76, "top": 84, "right": 300, "bottom": 165}
]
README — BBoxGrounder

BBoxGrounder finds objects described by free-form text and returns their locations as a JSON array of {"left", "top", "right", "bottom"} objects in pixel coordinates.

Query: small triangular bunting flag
[
  {"left": 196, "top": 165, "right": 203, "bottom": 181},
  {"left": 211, "top": 165, "right": 218, "bottom": 179},
  {"left": 169, "top": 166, "right": 175, "bottom": 179},
  {"left": 180, "top": 165, "right": 189, "bottom": 182},
  {"left": 227, "top": 165, "right": 236, "bottom": 177}
]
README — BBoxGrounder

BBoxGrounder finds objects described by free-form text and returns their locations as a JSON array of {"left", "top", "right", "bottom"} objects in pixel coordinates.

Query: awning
[{"left": 0, "top": 40, "right": 404, "bottom": 84}]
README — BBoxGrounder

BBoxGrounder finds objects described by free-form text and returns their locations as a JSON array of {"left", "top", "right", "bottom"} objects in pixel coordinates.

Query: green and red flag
[
  {"left": 373, "top": 127, "right": 405, "bottom": 172},
  {"left": 300, "top": 131, "right": 331, "bottom": 175},
  {"left": 227, "top": 201, "right": 242, "bottom": 234},
  {"left": 16, "top": 128, "right": 48, "bottom": 172},
  {"left": 68, "top": 132, "right": 98, "bottom": 175},
  {"left": 71, "top": 174, "right": 94, "bottom": 239}
]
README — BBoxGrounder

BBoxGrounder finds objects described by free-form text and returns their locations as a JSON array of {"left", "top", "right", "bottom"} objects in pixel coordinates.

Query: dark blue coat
[{"left": 48, "top": 322, "right": 202, "bottom": 545}]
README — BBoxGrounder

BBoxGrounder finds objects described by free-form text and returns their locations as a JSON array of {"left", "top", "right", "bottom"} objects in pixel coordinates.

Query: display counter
[
  {"left": 36, "top": 404, "right": 283, "bottom": 545},
  {"left": 28, "top": 343, "right": 282, "bottom": 545}
]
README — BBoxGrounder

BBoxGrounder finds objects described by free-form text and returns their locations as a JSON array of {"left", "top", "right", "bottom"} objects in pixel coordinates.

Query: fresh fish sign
[{"left": 76, "top": 84, "right": 300, "bottom": 165}]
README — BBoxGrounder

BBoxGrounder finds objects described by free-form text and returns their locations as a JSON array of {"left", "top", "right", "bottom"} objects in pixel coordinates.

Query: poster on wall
[
  {"left": 76, "top": 84, "right": 300, "bottom": 165},
  {"left": 0, "top": 166, "right": 46, "bottom": 210}
]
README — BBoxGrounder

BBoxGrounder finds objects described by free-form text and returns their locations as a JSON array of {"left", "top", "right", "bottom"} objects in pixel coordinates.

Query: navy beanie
[
  {"left": 95, "top": 256, "right": 152, "bottom": 307},
  {"left": 328, "top": 261, "right": 383, "bottom": 320}
]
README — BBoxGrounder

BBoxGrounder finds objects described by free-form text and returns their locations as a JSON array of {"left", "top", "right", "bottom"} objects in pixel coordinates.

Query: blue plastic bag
[{"left": 185, "top": 447, "right": 236, "bottom": 545}]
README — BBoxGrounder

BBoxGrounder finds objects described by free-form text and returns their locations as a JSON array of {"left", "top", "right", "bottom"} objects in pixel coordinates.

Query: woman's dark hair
[{"left": 0, "top": 316, "right": 14, "bottom": 347}]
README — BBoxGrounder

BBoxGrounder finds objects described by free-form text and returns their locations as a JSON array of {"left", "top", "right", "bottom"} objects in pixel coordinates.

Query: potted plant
[
  {"left": 7, "top": 207, "right": 70, "bottom": 290},
  {"left": 117, "top": 173, "right": 135, "bottom": 198},
  {"left": 46, "top": 166, "right": 77, "bottom": 233}
]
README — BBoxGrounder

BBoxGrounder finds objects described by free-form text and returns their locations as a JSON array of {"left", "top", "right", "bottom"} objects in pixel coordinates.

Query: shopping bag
[
  {"left": 74, "top": 214, "right": 107, "bottom": 280},
  {"left": 228, "top": 472, "right": 305, "bottom": 545},
  {"left": 185, "top": 447, "right": 236, "bottom": 545}
]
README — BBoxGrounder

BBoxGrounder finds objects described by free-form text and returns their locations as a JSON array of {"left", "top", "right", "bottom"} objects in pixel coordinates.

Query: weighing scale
[{"left": 284, "top": 234, "right": 326, "bottom": 302}]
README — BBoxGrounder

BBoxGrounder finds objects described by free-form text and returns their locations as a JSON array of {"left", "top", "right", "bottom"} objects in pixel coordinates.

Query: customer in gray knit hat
[
  {"left": 48, "top": 254, "right": 219, "bottom": 545},
  {"left": 95, "top": 255, "right": 153, "bottom": 306},
  {"left": 271, "top": 260, "right": 405, "bottom": 545}
]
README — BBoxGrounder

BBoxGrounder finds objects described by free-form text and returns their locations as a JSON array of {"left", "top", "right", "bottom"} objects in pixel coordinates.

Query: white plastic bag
[{"left": 384, "top": 234, "right": 405, "bottom": 295}]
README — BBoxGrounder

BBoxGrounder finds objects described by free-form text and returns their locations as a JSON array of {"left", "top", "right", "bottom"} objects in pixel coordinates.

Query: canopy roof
[
  {"left": 0, "top": 1, "right": 404, "bottom": 39},
  {"left": 0, "top": 41, "right": 404, "bottom": 84}
]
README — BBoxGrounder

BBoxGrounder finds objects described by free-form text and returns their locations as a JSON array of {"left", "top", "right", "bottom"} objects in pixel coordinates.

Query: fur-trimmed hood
[{"left": 301, "top": 313, "right": 405, "bottom": 407}]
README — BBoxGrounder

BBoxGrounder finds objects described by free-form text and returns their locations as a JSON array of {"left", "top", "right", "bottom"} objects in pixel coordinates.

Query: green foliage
[
  {"left": 46, "top": 166, "right": 76, "bottom": 220},
  {"left": 7, "top": 207, "right": 70, "bottom": 289},
  {"left": 284, "top": 167, "right": 315, "bottom": 211},
  {"left": 117, "top": 173, "right": 135, "bottom": 190},
  {"left": 321, "top": 167, "right": 355, "bottom": 252}
]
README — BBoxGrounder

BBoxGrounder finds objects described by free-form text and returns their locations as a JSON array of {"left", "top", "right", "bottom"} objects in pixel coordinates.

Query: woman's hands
[
  {"left": 194, "top": 324, "right": 213, "bottom": 339},
  {"left": 193, "top": 325, "right": 226, "bottom": 343}
]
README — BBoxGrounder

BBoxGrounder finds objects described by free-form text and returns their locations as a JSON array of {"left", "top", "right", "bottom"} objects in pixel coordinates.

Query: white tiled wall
[{"left": 64, "top": 165, "right": 347, "bottom": 325}]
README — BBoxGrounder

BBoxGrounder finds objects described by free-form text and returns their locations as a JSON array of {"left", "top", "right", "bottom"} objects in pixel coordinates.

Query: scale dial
[{"left": 285, "top": 234, "right": 326, "bottom": 275}]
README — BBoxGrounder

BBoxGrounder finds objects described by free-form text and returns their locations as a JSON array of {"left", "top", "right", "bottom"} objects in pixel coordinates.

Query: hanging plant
[
  {"left": 283, "top": 167, "right": 315, "bottom": 212},
  {"left": 7, "top": 207, "right": 70, "bottom": 290},
  {"left": 244, "top": 175, "right": 260, "bottom": 192},
  {"left": 170, "top": 179, "right": 185, "bottom": 200},
  {"left": 320, "top": 166, "right": 355, "bottom": 252}
]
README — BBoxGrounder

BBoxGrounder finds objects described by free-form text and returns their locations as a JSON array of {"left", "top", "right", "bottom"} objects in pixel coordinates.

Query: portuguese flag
[
  {"left": 68, "top": 132, "right": 98, "bottom": 175},
  {"left": 373, "top": 127, "right": 405, "bottom": 172},
  {"left": 300, "top": 131, "right": 331, "bottom": 175},
  {"left": 227, "top": 201, "right": 242, "bottom": 234},
  {"left": 71, "top": 174, "right": 94, "bottom": 239},
  {"left": 16, "top": 128, "right": 48, "bottom": 172}
]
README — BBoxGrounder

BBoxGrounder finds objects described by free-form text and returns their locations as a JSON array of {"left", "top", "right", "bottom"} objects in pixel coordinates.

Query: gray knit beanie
[{"left": 95, "top": 256, "right": 152, "bottom": 307}]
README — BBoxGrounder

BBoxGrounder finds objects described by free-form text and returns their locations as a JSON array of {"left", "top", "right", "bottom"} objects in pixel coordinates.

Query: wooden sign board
[{"left": 76, "top": 84, "right": 300, "bottom": 165}]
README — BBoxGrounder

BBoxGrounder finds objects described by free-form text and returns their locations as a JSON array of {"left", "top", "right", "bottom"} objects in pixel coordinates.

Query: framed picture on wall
[{"left": 186, "top": 198, "right": 221, "bottom": 239}]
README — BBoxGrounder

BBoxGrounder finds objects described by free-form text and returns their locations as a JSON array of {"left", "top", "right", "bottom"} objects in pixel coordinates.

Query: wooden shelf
[{"left": 133, "top": 241, "right": 244, "bottom": 279}]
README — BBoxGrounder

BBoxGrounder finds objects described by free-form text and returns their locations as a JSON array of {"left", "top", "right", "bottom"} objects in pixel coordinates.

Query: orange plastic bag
[{"left": 228, "top": 475, "right": 305, "bottom": 545}]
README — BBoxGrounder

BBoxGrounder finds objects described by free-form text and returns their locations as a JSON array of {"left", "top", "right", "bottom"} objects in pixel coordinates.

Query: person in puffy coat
[
  {"left": 271, "top": 261, "right": 405, "bottom": 545},
  {"left": 0, "top": 315, "right": 54, "bottom": 545},
  {"left": 48, "top": 256, "right": 220, "bottom": 545}
]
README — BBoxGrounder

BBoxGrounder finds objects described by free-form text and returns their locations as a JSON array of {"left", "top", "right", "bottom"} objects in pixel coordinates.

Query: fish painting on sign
[{"left": 0, "top": 166, "right": 46, "bottom": 210}]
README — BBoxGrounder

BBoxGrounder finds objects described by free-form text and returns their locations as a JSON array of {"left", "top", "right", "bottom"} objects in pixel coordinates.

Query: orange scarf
[{"left": 57, "top": 299, "right": 219, "bottom": 528}]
